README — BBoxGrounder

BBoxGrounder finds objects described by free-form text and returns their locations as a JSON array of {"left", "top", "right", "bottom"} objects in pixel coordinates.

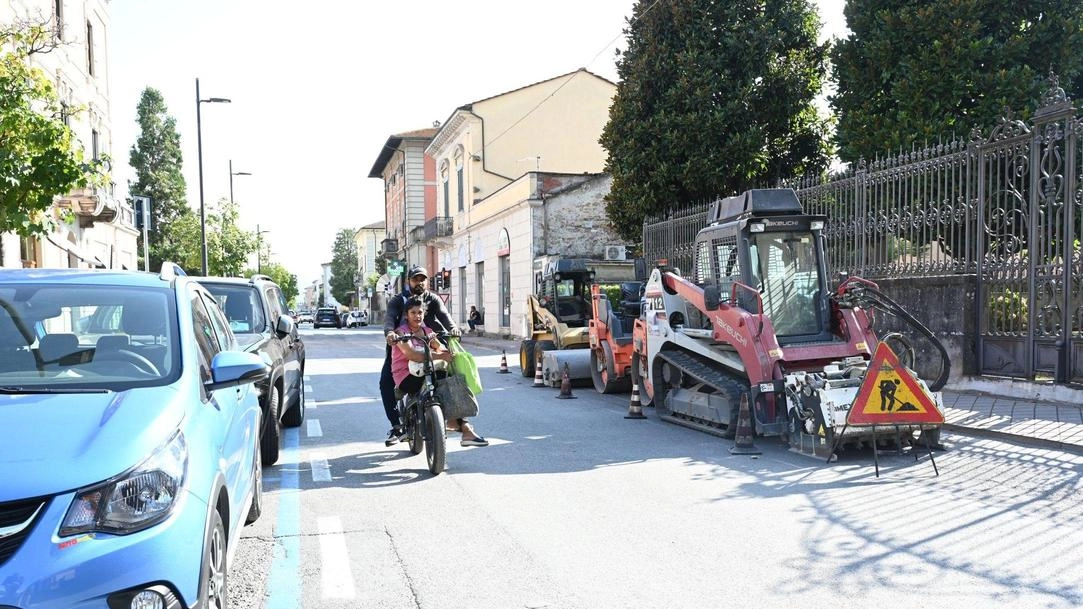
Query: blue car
[{"left": 0, "top": 265, "right": 269, "bottom": 609}]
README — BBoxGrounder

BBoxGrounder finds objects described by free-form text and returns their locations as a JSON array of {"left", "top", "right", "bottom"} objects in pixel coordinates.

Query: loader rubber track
[{"left": 654, "top": 350, "right": 749, "bottom": 438}]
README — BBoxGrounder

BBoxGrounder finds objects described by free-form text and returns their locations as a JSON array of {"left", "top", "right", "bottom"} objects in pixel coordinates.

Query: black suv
[
  {"left": 200, "top": 274, "right": 306, "bottom": 465},
  {"left": 314, "top": 306, "right": 341, "bottom": 329}
]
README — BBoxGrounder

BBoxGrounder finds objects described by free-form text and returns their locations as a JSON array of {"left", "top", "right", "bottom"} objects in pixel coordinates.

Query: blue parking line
[{"left": 266, "top": 428, "right": 301, "bottom": 609}]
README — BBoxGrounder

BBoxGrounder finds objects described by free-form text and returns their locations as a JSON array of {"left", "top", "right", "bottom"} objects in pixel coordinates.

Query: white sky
[{"left": 108, "top": 0, "right": 848, "bottom": 288}]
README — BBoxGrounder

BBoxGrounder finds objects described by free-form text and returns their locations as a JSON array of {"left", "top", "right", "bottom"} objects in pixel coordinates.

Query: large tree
[
  {"left": 832, "top": 0, "right": 1083, "bottom": 162},
  {"left": 329, "top": 229, "right": 358, "bottom": 306},
  {"left": 128, "top": 87, "right": 190, "bottom": 270},
  {"left": 206, "top": 198, "right": 257, "bottom": 277},
  {"left": 601, "top": 0, "right": 832, "bottom": 241},
  {"left": 0, "top": 21, "right": 108, "bottom": 246}
]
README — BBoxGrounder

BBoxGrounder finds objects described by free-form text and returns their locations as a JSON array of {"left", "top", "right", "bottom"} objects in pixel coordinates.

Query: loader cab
[
  {"left": 535, "top": 259, "right": 595, "bottom": 328},
  {"left": 694, "top": 189, "right": 833, "bottom": 345}
]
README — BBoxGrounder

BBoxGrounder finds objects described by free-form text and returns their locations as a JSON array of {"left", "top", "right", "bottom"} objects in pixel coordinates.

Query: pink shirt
[{"left": 391, "top": 323, "right": 435, "bottom": 386}]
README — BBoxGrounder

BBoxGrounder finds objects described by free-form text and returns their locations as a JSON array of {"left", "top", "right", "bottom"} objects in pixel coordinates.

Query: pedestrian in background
[{"left": 468, "top": 305, "right": 482, "bottom": 333}]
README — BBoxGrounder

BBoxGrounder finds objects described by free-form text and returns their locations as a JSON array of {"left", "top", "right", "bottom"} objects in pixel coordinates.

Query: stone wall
[
  {"left": 532, "top": 174, "right": 625, "bottom": 258},
  {"left": 866, "top": 275, "right": 977, "bottom": 384}
]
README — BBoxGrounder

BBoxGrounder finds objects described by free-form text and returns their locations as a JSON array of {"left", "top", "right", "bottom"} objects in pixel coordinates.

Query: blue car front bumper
[{"left": 0, "top": 488, "right": 209, "bottom": 609}]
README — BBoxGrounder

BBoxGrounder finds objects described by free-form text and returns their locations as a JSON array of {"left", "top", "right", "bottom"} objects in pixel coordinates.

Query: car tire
[
  {"left": 246, "top": 444, "right": 263, "bottom": 525},
  {"left": 198, "top": 509, "right": 228, "bottom": 609},
  {"left": 282, "top": 376, "right": 305, "bottom": 428},
  {"left": 260, "top": 386, "right": 282, "bottom": 466}
]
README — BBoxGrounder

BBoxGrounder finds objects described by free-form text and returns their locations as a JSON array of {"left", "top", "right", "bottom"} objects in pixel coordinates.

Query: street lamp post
[
  {"left": 229, "top": 159, "right": 252, "bottom": 206},
  {"left": 195, "top": 78, "right": 231, "bottom": 276},
  {"left": 256, "top": 224, "right": 270, "bottom": 274}
]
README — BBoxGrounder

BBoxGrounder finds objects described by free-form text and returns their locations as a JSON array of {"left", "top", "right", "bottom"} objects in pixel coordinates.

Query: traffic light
[
  {"left": 440, "top": 268, "right": 451, "bottom": 290},
  {"left": 433, "top": 273, "right": 442, "bottom": 291}
]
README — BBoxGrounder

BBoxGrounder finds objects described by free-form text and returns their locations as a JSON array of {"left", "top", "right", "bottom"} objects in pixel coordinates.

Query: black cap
[{"left": 408, "top": 265, "right": 428, "bottom": 279}]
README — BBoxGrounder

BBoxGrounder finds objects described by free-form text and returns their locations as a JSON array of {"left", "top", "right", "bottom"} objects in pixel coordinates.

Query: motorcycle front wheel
[{"left": 424, "top": 403, "right": 446, "bottom": 474}]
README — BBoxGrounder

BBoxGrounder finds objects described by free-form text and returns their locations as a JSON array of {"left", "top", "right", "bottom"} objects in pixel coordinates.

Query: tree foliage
[
  {"left": 128, "top": 87, "right": 190, "bottom": 270},
  {"left": 166, "top": 197, "right": 256, "bottom": 277},
  {"left": 832, "top": 0, "right": 1083, "bottom": 162},
  {"left": 601, "top": 0, "right": 832, "bottom": 241},
  {"left": 244, "top": 261, "right": 298, "bottom": 307},
  {"left": 329, "top": 228, "right": 358, "bottom": 306},
  {"left": 0, "top": 21, "right": 108, "bottom": 239}
]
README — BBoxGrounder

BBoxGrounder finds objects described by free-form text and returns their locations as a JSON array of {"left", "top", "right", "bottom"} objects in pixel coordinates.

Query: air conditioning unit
[{"left": 604, "top": 245, "right": 626, "bottom": 261}]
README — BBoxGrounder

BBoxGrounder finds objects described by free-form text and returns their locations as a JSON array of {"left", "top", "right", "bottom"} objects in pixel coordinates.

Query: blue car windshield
[{"left": 0, "top": 284, "right": 180, "bottom": 390}]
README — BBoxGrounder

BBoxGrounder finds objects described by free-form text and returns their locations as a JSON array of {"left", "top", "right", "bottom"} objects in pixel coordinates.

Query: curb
[{"left": 942, "top": 422, "right": 1083, "bottom": 456}]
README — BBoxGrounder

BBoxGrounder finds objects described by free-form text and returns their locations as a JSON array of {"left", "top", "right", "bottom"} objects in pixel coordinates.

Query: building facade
[
  {"left": 353, "top": 220, "right": 385, "bottom": 314},
  {"left": 367, "top": 128, "right": 440, "bottom": 295},
  {"left": 423, "top": 69, "right": 621, "bottom": 335},
  {"left": 0, "top": 0, "right": 138, "bottom": 270}
]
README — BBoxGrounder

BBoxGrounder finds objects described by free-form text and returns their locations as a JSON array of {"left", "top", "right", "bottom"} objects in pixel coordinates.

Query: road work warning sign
[{"left": 847, "top": 342, "right": 944, "bottom": 426}]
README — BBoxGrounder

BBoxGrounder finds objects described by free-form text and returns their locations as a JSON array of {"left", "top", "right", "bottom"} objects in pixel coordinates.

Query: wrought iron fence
[{"left": 641, "top": 75, "right": 1083, "bottom": 383}]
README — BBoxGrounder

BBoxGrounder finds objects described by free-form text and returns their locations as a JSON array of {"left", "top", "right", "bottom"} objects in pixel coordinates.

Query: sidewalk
[{"left": 458, "top": 332, "right": 1083, "bottom": 454}]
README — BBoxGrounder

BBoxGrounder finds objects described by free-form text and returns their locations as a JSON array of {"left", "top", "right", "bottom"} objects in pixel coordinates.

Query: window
[
  {"left": 85, "top": 20, "right": 94, "bottom": 76},
  {"left": 190, "top": 291, "right": 220, "bottom": 382},
  {"left": 440, "top": 160, "right": 450, "bottom": 217},
  {"left": 454, "top": 148, "right": 465, "bottom": 212},
  {"left": 91, "top": 129, "right": 99, "bottom": 160},
  {"left": 201, "top": 293, "right": 235, "bottom": 352}
]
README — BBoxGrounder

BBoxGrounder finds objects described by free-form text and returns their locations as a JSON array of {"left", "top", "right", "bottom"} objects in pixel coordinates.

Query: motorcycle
[{"left": 393, "top": 333, "right": 450, "bottom": 474}]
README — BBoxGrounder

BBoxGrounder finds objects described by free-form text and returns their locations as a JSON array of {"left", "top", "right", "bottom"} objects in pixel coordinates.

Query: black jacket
[{"left": 383, "top": 290, "right": 458, "bottom": 336}]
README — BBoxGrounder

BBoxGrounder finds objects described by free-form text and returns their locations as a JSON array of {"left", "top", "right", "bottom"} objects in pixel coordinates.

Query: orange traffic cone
[
  {"left": 532, "top": 357, "right": 546, "bottom": 388},
  {"left": 497, "top": 350, "right": 510, "bottom": 373},
  {"left": 555, "top": 362, "right": 577, "bottom": 399},
  {"left": 625, "top": 378, "right": 646, "bottom": 419},
  {"left": 729, "top": 393, "right": 761, "bottom": 455}
]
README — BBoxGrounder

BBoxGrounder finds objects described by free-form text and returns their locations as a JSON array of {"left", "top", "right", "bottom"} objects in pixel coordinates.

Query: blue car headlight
[{"left": 60, "top": 431, "right": 188, "bottom": 536}]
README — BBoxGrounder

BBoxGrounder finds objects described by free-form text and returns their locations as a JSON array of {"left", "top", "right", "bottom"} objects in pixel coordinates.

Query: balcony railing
[{"left": 409, "top": 217, "right": 454, "bottom": 244}]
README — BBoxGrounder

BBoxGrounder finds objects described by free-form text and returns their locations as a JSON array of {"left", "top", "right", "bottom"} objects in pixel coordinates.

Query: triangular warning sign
[{"left": 847, "top": 343, "right": 944, "bottom": 426}]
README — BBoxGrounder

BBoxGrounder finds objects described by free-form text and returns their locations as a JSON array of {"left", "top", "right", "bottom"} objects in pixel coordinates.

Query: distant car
[
  {"left": 297, "top": 311, "right": 314, "bottom": 324},
  {"left": 346, "top": 310, "right": 368, "bottom": 328},
  {"left": 200, "top": 274, "right": 307, "bottom": 465},
  {"left": 0, "top": 264, "right": 269, "bottom": 609},
  {"left": 313, "top": 307, "right": 341, "bottom": 329}
]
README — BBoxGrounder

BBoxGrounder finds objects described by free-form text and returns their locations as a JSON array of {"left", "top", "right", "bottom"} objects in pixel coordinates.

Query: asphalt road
[{"left": 228, "top": 325, "right": 1083, "bottom": 609}]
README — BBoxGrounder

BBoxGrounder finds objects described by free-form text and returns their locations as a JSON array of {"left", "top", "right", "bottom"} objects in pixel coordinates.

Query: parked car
[
  {"left": 297, "top": 311, "right": 314, "bottom": 324},
  {"left": 200, "top": 273, "right": 306, "bottom": 465},
  {"left": 346, "top": 309, "right": 368, "bottom": 328},
  {"left": 313, "top": 306, "right": 341, "bottom": 329},
  {"left": 0, "top": 264, "right": 269, "bottom": 609}
]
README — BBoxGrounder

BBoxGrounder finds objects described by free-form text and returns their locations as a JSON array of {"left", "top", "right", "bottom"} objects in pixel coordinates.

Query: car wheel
[
  {"left": 198, "top": 509, "right": 228, "bottom": 609},
  {"left": 246, "top": 444, "right": 263, "bottom": 524},
  {"left": 282, "top": 375, "right": 305, "bottom": 428},
  {"left": 260, "top": 386, "right": 281, "bottom": 466}
]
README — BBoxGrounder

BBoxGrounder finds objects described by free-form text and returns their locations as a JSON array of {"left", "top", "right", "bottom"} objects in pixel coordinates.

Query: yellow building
[{"left": 421, "top": 69, "right": 626, "bottom": 335}]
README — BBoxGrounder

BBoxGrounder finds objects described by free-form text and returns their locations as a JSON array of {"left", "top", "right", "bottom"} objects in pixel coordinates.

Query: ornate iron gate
[{"left": 976, "top": 83, "right": 1083, "bottom": 382}]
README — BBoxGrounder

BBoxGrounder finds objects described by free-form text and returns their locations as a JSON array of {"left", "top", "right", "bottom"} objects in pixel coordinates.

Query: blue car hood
[{"left": 0, "top": 387, "right": 185, "bottom": 500}]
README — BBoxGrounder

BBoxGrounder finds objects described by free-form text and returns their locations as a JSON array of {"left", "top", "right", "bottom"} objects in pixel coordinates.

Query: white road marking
[
  {"left": 309, "top": 452, "right": 331, "bottom": 482},
  {"left": 305, "top": 399, "right": 317, "bottom": 410},
  {"left": 304, "top": 383, "right": 313, "bottom": 393},
  {"left": 317, "top": 516, "right": 356, "bottom": 600},
  {"left": 307, "top": 419, "right": 323, "bottom": 437}
]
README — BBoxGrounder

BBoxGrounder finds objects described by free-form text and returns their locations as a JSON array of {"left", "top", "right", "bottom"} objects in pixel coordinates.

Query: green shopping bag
[{"left": 449, "top": 338, "right": 483, "bottom": 395}]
